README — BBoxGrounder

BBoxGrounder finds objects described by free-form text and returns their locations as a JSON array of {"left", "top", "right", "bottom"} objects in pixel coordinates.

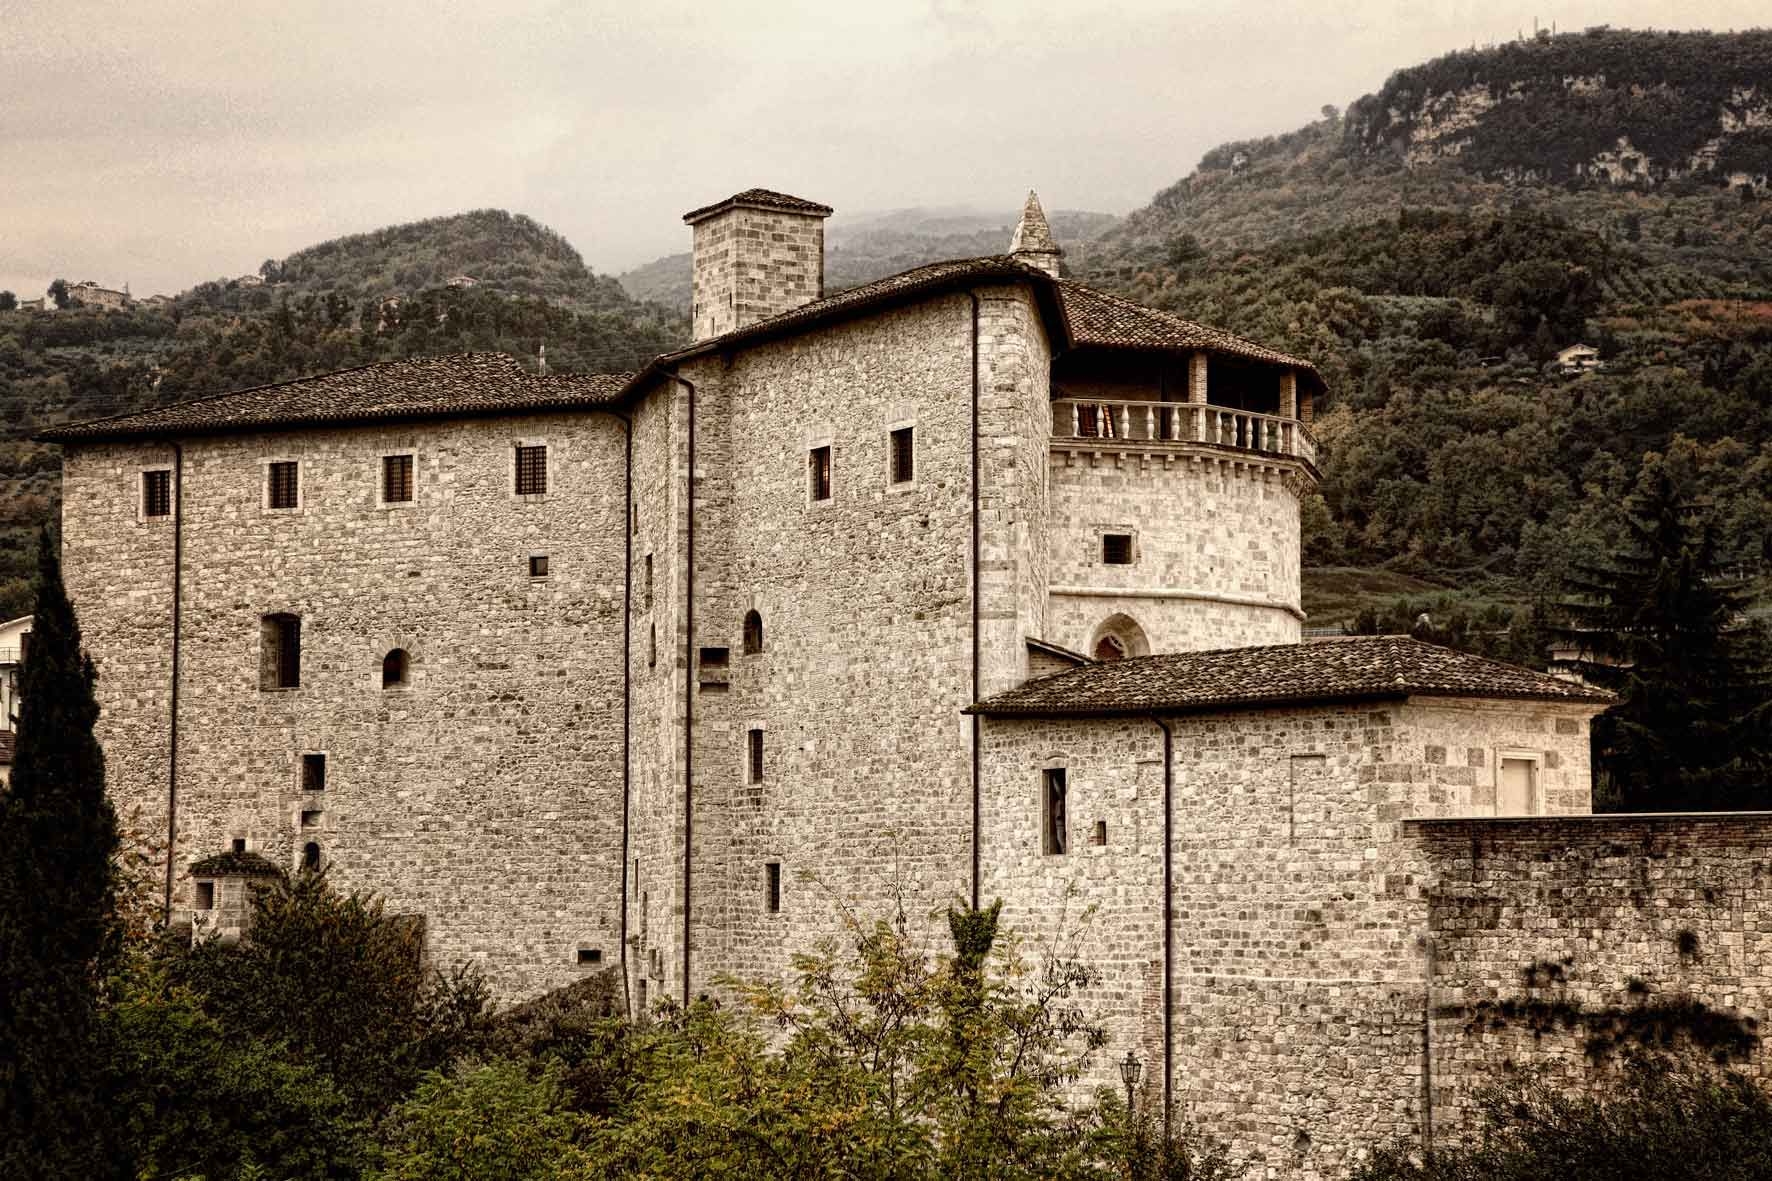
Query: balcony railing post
[{"left": 1070, "top": 402, "right": 1079, "bottom": 437}]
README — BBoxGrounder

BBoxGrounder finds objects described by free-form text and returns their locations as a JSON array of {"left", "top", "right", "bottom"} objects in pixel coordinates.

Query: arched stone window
[
  {"left": 301, "top": 841, "right": 322, "bottom": 872},
  {"left": 743, "top": 609, "right": 764, "bottom": 655},
  {"left": 1089, "top": 613, "right": 1150, "bottom": 663},
  {"left": 382, "top": 648, "right": 409, "bottom": 689}
]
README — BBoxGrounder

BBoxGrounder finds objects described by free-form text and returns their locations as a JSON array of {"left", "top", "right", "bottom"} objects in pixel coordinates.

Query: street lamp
[{"left": 1119, "top": 1050, "right": 1143, "bottom": 1113}]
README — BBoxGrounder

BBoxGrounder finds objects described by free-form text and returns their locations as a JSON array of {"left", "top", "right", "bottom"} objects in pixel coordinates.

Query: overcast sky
[{"left": 2, "top": 0, "right": 1763, "bottom": 299}]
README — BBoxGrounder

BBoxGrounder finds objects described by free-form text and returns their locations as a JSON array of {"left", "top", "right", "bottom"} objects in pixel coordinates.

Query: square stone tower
[{"left": 683, "top": 188, "right": 834, "bottom": 341}]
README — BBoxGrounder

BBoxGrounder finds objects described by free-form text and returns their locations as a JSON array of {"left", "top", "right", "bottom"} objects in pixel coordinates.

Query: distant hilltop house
[
  {"left": 236, "top": 273, "right": 265, "bottom": 288},
  {"left": 40, "top": 186, "right": 1772, "bottom": 1176},
  {"left": 0, "top": 614, "right": 32, "bottom": 789},
  {"left": 445, "top": 274, "right": 479, "bottom": 288},
  {"left": 1557, "top": 342, "right": 1603, "bottom": 373}
]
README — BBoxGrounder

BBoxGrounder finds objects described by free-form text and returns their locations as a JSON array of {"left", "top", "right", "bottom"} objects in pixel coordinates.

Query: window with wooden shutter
[
  {"left": 382, "top": 454, "right": 413, "bottom": 502},
  {"left": 267, "top": 461, "right": 299, "bottom": 509},
  {"left": 142, "top": 469, "right": 172, "bottom": 517},
  {"left": 890, "top": 427, "right": 914, "bottom": 484},
  {"left": 515, "top": 445, "right": 547, "bottom": 495}
]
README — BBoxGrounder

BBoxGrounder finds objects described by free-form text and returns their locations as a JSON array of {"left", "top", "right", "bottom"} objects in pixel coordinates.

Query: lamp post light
[{"left": 1119, "top": 1050, "right": 1143, "bottom": 1114}]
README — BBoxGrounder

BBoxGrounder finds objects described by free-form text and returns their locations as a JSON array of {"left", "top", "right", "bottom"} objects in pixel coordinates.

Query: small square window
[
  {"left": 1102, "top": 534, "right": 1133, "bottom": 565},
  {"left": 890, "top": 427, "right": 914, "bottom": 484},
  {"left": 809, "top": 446, "right": 832, "bottom": 501},
  {"left": 142, "top": 469, "right": 172, "bottom": 517},
  {"left": 267, "top": 461, "right": 299, "bottom": 510},
  {"left": 231, "top": 838, "right": 247, "bottom": 854},
  {"left": 577, "top": 947, "right": 603, "bottom": 965},
  {"left": 382, "top": 454, "right": 414, "bottom": 503},
  {"left": 529, "top": 554, "right": 550, "bottom": 578},
  {"left": 300, "top": 810, "right": 323, "bottom": 828},
  {"left": 515, "top": 445, "right": 548, "bottom": 495},
  {"left": 193, "top": 881, "right": 215, "bottom": 910},
  {"left": 302, "top": 753, "right": 326, "bottom": 792},
  {"left": 766, "top": 862, "right": 782, "bottom": 913}
]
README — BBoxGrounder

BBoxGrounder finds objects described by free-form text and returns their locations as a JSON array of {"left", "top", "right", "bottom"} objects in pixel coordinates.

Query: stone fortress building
[{"left": 44, "top": 189, "right": 1772, "bottom": 1177}]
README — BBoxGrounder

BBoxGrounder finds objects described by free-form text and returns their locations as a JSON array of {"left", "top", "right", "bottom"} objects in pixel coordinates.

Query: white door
[{"left": 1499, "top": 758, "right": 1536, "bottom": 816}]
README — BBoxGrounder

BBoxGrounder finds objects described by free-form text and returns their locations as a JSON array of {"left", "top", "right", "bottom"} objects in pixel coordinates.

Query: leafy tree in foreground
[
  {"left": 1561, "top": 461, "right": 1772, "bottom": 809},
  {"left": 1351, "top": 1057, "right": 1772, "bottom": 1181},
  {"left": 0, "top": 529, "right": 127, "bottom": 1178},
  {"left": 371, "top": 1058, "right": 592, "bottom": 1181}
]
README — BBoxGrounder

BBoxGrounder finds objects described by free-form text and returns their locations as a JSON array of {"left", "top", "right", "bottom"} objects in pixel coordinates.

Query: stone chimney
[
  {"left": 1008, "top": 190, "right": 1063, "bottom": 277},
  {"left": 683, "top": 188, "right": 834, "bottom": 341}
]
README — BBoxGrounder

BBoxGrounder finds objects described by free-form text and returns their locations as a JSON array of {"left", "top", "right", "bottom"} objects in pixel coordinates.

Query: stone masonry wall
[
  {"left": 1406, "top": 814, "right": 1772, "bottom": 1145},
  {"left": 690, "top": 206, "right": 826, "bottom": 341},
  {"left": 980, "top": 694, "right": 1603, "bottom": 1179},
  {"left": 1046, "top": 447, "right": 1304, "bottom": 656},
  {"left": 63, "top": 412, "right": 629, "bottom": 999}
]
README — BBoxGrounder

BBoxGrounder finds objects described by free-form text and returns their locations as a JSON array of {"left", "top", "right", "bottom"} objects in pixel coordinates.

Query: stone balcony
[{"left": 1050, "top": 397, "right": 1317, "bottom": 465}]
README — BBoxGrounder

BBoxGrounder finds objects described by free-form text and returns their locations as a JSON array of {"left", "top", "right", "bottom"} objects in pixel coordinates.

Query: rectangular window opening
[
  {"left": 748, "top": 728, "right": 764, "bottom": 785},
  {"left": 648, "top": 622, "right": 657, "bottom": 669},
  {"left": 382, "top": 454, "right": 414, "bottom": 503},
  {"left": 1102, "top": 534, "right": 1133, "bottom": 565},
  {"left": 699, "top": 647, "right": 729, "bottom": 668},
  {"left": 515, "top": 444, "right": 548, "bottom": 495},
  {"left": 1091, "top": 819, "right": 1107, "bottom": 846},
  {"left": 193, "top": 881, "right": 215, "bottom": 910},
  {"left": 529, "top": 554, "right": 550, "bottom": 579},
  {"left": 231, "top": 837, "right": 247, "bottom": 854},
  {"left": 1042, "top": 768, "right": 1068, "bottom": 855},
  {"left": 890, "top": 427, "right": 914, "bottom": 484},
  {"left": 142, "top": 469, "right": 172, "bottom": 517},
  {"left": 300, "top": 809, "right": 323, "bottom": 828},
  {"left": 261, "top": 614, "right": 301, "bottom": 689},
  {"left": 766, "top": 862, "right": 782, "bottom": 913},
  {"left": 809, "top": 445, "right": 832, "bottom": 501},
  {"left": 301, "top": 753, "right": 326, "bottom": 793},
  {"left": 577, "top": 947, "right": 603, "bottom": 965},
  {"left": 644, "top": 554, "right": 654, "bottom": 611},
  {"left": 267, "top": 461, "right": 299, "bottom": 510}
]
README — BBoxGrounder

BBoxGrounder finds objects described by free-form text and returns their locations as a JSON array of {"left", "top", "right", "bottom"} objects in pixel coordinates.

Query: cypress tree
[
  {"left": 1561, "top": 467, "right": 1772, "bottom": 810},
  {"left": 0, "top": 529, "right": 127, "bottom": 1177}
]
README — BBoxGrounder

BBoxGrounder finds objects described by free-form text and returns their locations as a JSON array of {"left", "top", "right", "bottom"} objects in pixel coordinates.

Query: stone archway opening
[{"left": 1089, "top": 613, "right": 1150, "bottom": 662}]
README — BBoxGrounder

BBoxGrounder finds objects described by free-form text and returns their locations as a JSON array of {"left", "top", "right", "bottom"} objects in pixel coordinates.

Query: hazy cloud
[{"left": 2, "top": 0, "right": 1763, "bottom": 297}]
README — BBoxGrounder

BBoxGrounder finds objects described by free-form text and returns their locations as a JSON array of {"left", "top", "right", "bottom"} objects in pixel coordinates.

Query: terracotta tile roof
[
  {"left": 682, "top": 188, "right": 835, "bottom": 224},
  {"left": 0, "top": 730, "right": 13, "bottom": 766},
  {"left": 1058, "top": 281, "right": 1323, "bottom": 386},
  {"left": 38, "top": 354, "right": 631, "bottom": 443},
  {"left": 969, "top": 636, "right": 1613, "bottom": 718}
]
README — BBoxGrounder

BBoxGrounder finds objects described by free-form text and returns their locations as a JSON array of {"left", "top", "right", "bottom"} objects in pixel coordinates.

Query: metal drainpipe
[
  {"left": 967, "top": 292, "right": 981, "bottom": 910},
  {"left": 163, "top": 442, "right": 185, "bottom": 924},
  {"left": 1149, "top": 713, "right": 1175, "bottom": 1138},
  {"left": 668, "top": 371, "right": 697, "bottom": 1006}
]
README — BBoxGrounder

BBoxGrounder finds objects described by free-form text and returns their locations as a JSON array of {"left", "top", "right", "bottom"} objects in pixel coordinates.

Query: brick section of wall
[
  {"left": 64, "top": 414, "right": 629, "bottom": 1000},
  {"left": 1046, "top": 449, "right": 1304, "bottom": 656},
  {"left": 1405, "top": 813, "right": 1772, "bottom": 1142},
  {"left": 691, "top": 207, "right": 826, "bottom": 341}
]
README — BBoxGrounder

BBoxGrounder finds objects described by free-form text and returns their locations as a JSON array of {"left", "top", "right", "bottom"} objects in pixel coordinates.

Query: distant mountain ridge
[{"left": 618, "top": 205, "right": 1120, "bottom": 310}]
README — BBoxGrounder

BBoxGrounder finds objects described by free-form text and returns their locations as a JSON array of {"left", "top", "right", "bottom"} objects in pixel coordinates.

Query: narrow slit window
[
  {"left": 515, "top": 444, "right": 548, "bottom": 495},
  {"left": 261, "top": 613, "right": 301, "bottom": 689},
  {"left": 890, "top": 427, "right": 914, "bottom": 484},
  {"left": 644, "top": 554, "right": 653, "bottom": 611},
  {"left": 809, "top": 445, "right": 832, "bottom": 501},
  {"left": 301, "top": 753, "right": 326, "bottom": 792},
  {"left": 748, "top": 728, "right": 764, "bottom": 785},
  {"left": 766, "top": 862, "right": 782, "bottom": 913},
  {"left": 382, "top": 454, "right": 414, "bottom": 503},
  {"left": 1102, "top": 534, "right": 1133, "bottom": 565},
  {"left": 267, "top": 461, "right": 299, "bottom": 510},
  {"left": 743, "top": 610, "right": 764, "bottom": 655},
  {"left": 142, "top": 469, "right": 172, "bottom": 517},
  {"left": 648, "top": 622, "right": 657, "bottom": 669},
  {"left": 1042, "top": 768, "right": 1068, "bottom": 855}
]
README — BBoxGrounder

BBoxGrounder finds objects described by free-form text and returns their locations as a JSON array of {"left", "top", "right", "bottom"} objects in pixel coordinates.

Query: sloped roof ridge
[{"left": 1056, "top": 278, "right": 1321, "bottom": 378}]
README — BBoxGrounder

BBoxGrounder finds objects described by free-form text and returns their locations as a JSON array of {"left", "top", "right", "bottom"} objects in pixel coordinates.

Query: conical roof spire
[{"left": 1009, "top": 190, "right": 1063, "bottom": 277}]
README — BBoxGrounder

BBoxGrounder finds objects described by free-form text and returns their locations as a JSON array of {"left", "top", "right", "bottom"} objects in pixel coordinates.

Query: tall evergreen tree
[
  {"left": 0, "top": 529, "right": 127, "bottom": 1177},
  {"left": 1561, "top": 466, "right": 1772, "bottom": 810}
]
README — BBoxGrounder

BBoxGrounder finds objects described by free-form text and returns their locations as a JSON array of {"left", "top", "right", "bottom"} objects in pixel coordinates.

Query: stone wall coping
[{"left": 1404, "top": 810, "right": 1772, "bottom": 829}]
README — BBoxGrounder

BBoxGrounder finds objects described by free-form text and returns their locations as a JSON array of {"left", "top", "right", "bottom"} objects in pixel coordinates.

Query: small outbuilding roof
[
  {"left": 38, "top": 354, "right": 631, "bottom": 442},
  {"left": 968, "top": 635, "right": 1613, "bottom": 718},
  {"left": 1058, "top": 281, "right": 1322, "bottom": 387}
]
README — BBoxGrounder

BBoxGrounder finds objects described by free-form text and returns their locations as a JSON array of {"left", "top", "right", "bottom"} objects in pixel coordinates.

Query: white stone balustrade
[{"left": 1051, "top": 398, "right": 1316, "bottom": 464}]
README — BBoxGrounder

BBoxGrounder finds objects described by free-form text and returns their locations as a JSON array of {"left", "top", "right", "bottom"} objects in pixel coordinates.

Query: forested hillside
[
  {"left": 0, "top": 216, "right": 685, "bottom": 616},
  {"left": 1079, "top": 27, "right": 1772, "bottom": 633}
]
